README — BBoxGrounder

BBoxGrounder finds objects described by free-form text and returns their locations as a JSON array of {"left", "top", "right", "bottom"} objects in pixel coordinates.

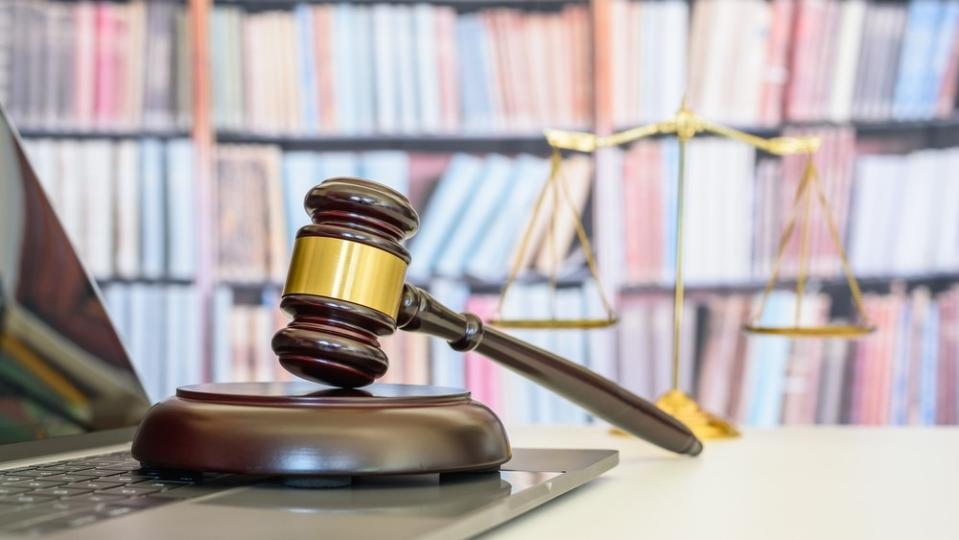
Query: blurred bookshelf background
[{"left": 3, "top": 0, "right": 959, "bottom": 427}]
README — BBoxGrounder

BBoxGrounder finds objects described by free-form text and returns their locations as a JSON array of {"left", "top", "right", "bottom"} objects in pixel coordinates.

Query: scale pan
[{"left": 742, "top": 324, "right": 876, "bottom": 338}]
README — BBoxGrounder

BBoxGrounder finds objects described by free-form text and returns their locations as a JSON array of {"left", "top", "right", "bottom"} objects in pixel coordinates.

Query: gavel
[{"left": 271, "top": 178, "right": 702, "bottom": 456}]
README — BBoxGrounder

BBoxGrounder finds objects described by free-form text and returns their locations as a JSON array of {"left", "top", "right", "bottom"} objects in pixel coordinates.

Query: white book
[
  {"left": 618, "top": 300, "right": 653, "bottom": 399},
  {"left": 594, "top": 147, "right": 626, "bottom": 292},
  {"left": 435, "top": 154, "right": 514, "bottom": 277},
  {"left": 56, "top": 141, "right": 84, "bottom": 259},
  {"left": 829, "top": 0, "right": 867, "bottom": 121},
  {"left": 893, "top": 151, "right": 936, "bottom": 274},
  {"left": 318, "top": 152, "right": 360, "bottom": 179},
  {"left": 583, "top": 280, "right": 616, "bottom": 427},
  {"left": 165, "top": 140, "right": 196, "bottom": 279},
  {"left": 114, "top": 140, "right": 140, "bottom": 279},
  {"left": 211, "top": 285, "right": 235, "bottom": 383},
  {"left": 282, "top": 152, "right": 319, "bottom": 245},
  {"left": 413, "top": 4, "right": 440, "bottom": 132},
  {"left": 660, "top": 1, "right": 688, "bottom": 119},
  {"left": 465, "top": 154, "right": 549, "bottom": 281},
  {"left": 934, "top": 150, "right": 959, "bottom": 269},
  {"left": 427, "top": 279, "right": 468, "bottom": 388},
  {"left": 127, "top": 284, "right": 149, "bottom": 397},
  {"left": 252, "top": 305, "right": 274, "bottom": 382},
  {"left": 393, "top": 6, "right": 418, "bottom": 133},
  {"left": 497, "top": 283, "right": 538, "bottom": 426},
  {"left": 552, "top": 287, "right": 590, "bottom": 425},
  {"left": 371, "top": 4, "right": 398, "bottom": 133},
  {"left": 164, "top": 286, "right": 184, "bottom": 396},
  {"left": 533, "top": 155, "right": 594, "bottom": 275},
  {"left": 360, "top": 151, "right": 410, "bottom": 195},
  {"left": 524, "top": 284, "right": 559, "bottom": 424},
  {"left": 139, "top": 139, "right": 166, "bottom": 279},
  {"left": 146, "top": 286, "right": 168, "bottom": 399},
  {"left": 332, "top": 5, "right": 357, "bottom": 132},
  {"left": 102, "top": 284, "right": 131, "bottom": 346},
  {"left": 407, "top": 154, "right": 483, "bottom": 281},
  {"left": 354, "top": 7, "right": 376, "bottom": 133},
  {"left": 83, "top": 140, "right": 114, "bottom": 279}
]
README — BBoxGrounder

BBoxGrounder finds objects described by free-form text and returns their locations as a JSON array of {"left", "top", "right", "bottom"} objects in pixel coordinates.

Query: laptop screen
[{"left": 0, "top": 107, "right": 150, "bottom": 445}]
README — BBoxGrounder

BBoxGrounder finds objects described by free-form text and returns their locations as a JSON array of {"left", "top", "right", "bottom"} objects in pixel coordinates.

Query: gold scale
[{"left": 490, "top": 102, "right": 875, "bottom": 440}]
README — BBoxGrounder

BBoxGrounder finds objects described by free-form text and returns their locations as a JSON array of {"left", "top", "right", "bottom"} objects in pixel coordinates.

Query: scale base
[
  {"left": 131, "top": 382, "right": 511, "bottom": 477},
  {"left": 654, "top": 389, "right": 740, "bottom": 440}
]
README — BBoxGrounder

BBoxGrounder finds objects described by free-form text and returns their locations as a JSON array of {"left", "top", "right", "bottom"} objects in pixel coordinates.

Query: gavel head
[{"left": 271, "top": 178, "right": 419, "bottom": 388}]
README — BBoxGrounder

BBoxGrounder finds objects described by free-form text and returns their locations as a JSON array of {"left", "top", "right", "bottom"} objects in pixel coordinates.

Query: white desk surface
[{"left": 490, "top": 426, "right": 959, "bottom": 540}]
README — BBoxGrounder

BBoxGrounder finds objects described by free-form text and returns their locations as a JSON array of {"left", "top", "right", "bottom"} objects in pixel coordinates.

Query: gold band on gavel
[{"left": 282, "top": 236, "right": 408, "bottom": 319}]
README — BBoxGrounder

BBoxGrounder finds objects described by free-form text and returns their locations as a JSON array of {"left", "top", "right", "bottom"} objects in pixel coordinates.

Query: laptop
[{"left": 0, "top": 105, "right": 617, "bottom": 539}]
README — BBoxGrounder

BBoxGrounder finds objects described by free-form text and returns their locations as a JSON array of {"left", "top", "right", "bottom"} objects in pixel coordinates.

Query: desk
[{"left": 489, "top": 426, "right": 959, "bottom": 539}]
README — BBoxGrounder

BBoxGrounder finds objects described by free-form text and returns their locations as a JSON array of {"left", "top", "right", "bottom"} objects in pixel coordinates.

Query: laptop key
[
  {"left": 0, "top": 494, "right": 56, "bottom": 505},
  {"left": 31, "top": 487, "right": 95, "bottom": 498},
  {"left": 0, "top": 486, "right": 30, "bottom": 495},
  {"left": 101, "top": 485, "right": 161, "bottom": 497},
  {"left": 13, "top": 469, "right": 63, "bottom": 478},
  {"left": 71, "top": 493, "right": 126, "bottom": 504},
  {"left": 109, "top": 495, "right": 174, "bottom": 509},
  {"left": 19, "top": 479, "right": 68, "bottom": 489},
  {"left": 0, "top": 466, "right": 37, "bottom": 474},
  {"left": 38, "top": 464, "right": 96, "bottom": 473},
  {"left": 44, "top": 472, "right": 100, "bottom": 482},
  {"left": 69, "top": 480, "right": 126, "bottom": 490}
]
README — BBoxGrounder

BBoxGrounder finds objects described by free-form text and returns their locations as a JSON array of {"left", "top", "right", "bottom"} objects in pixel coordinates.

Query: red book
[
  {"left": 937, "top": 289, "right": 958, "bottom": 424},
  {"left": 464, "top": 296, "right": 501, "bottom": 414},
  {"left": 407, "top": 153, "right": 451, "bottom": 212},
  {"left": 759, "top": 0, "right": 794, "bottom": 124},
  {"left": 312, "top": 6, "right": 335, "bottom": 131}
]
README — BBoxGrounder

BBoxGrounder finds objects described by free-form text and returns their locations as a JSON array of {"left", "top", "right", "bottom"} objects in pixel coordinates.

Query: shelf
[
  {"left": 97, "top": 277, "right": 195, "bottom": 287},
  {"left": 216, "top": 0, "right": 585, "bottom": 10},
  {"left": 619, "top": 272, "right": 959, "bottom": 296},
  {"left": 214, "top": 130, "right": 562, "bottom": 153},
  {"left": 609, "top": 116, "right": 959, "bottom": 148},
  {"left": 17, "top": 127, "right": 190, "bottom": 140}
]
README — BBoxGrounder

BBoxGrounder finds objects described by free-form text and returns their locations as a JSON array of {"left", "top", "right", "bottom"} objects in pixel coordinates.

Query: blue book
[
  {"left": 332, "top": 5, "right": 356, "bottom": 132},
  {"left": 465, "top": 154, "right": 549, "bottom": 281},
  {"left": 893, "top": 0, "right": 941, "bottom": 119},
  {"left": 407, "top": 154, "right": 484, "bottom": 281},
  {"left": 165, "top": 140, "right": 195, "bottom": 279},
  {"left": 456, "top": 16, "right": 490, "bottom": 131},
  {"left": 434, "top": 155, "right": 514, "bottom": 277},
  {"left": 139, "top": 139, "right": 165, "bottom": 279},
  {"left": 746, "top": 291, "right": 793, "bottom": 426},
  {"left": 923, "top": 1, "right": 959, "bottom": 116},
  {"left": 352, "top": 7, "right": 376, "bottom": 132},
  {"left": 282, "top": 152, "right": 320, "bottom": 245},
  {"left": 294, "top": 5, "right": 319, "bottom": 132},
  {"left": 360, "top": 151, "right": 409, "bottom": 195},
  {"left": 890, "top": 301, "right": 912, "bottom": 425},
  {"left": 920, "top": 299, "right": 939, "bottom": 424}
]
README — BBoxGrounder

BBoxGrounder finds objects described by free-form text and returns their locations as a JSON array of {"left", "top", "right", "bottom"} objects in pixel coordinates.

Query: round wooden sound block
[{"left": 131, "top": 383, "right": 511, "bottom": 477}]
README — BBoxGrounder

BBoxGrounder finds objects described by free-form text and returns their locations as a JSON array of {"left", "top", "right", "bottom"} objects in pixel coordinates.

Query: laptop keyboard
[{"left": 0, "top": 451, "right": 249, "bottom": 537}]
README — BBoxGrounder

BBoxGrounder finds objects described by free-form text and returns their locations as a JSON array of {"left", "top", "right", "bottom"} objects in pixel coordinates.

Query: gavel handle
[{"left": 397, "top": 285, "right": 702, "bottom": 456}]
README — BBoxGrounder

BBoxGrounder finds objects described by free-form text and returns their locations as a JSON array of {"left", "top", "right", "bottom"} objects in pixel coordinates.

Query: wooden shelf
[
  {"left": 216, "top": 0, "right": 585, "bottom": 10},
  {"left": 17, "top": 128, "right": 190, "bottom": 140},
  {"left": 214, "top": 130, "right": 567, "bottom": 153},
  {"left": 619, "top": 272, "right": 959, "bottom": 296},
  {"left": 97, "top": 277, "right": 196, "bottom": 287},
  {"left": 610, "top": 116, "right": 959, "bottom": 147}
]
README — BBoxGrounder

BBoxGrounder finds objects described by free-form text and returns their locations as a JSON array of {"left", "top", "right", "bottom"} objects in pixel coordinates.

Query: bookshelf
[{"left": 4, "top": 0, "right": 959, "bottom": 428}]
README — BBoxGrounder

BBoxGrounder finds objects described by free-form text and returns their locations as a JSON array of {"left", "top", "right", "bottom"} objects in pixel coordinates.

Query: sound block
[{"left": 132, "top": 382, "right": 511, "bottom": 477}]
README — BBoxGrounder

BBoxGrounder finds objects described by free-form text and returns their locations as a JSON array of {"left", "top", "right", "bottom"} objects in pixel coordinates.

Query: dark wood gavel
[{"left": 271, "top": 178, "right": 702, "bottom": 456}]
